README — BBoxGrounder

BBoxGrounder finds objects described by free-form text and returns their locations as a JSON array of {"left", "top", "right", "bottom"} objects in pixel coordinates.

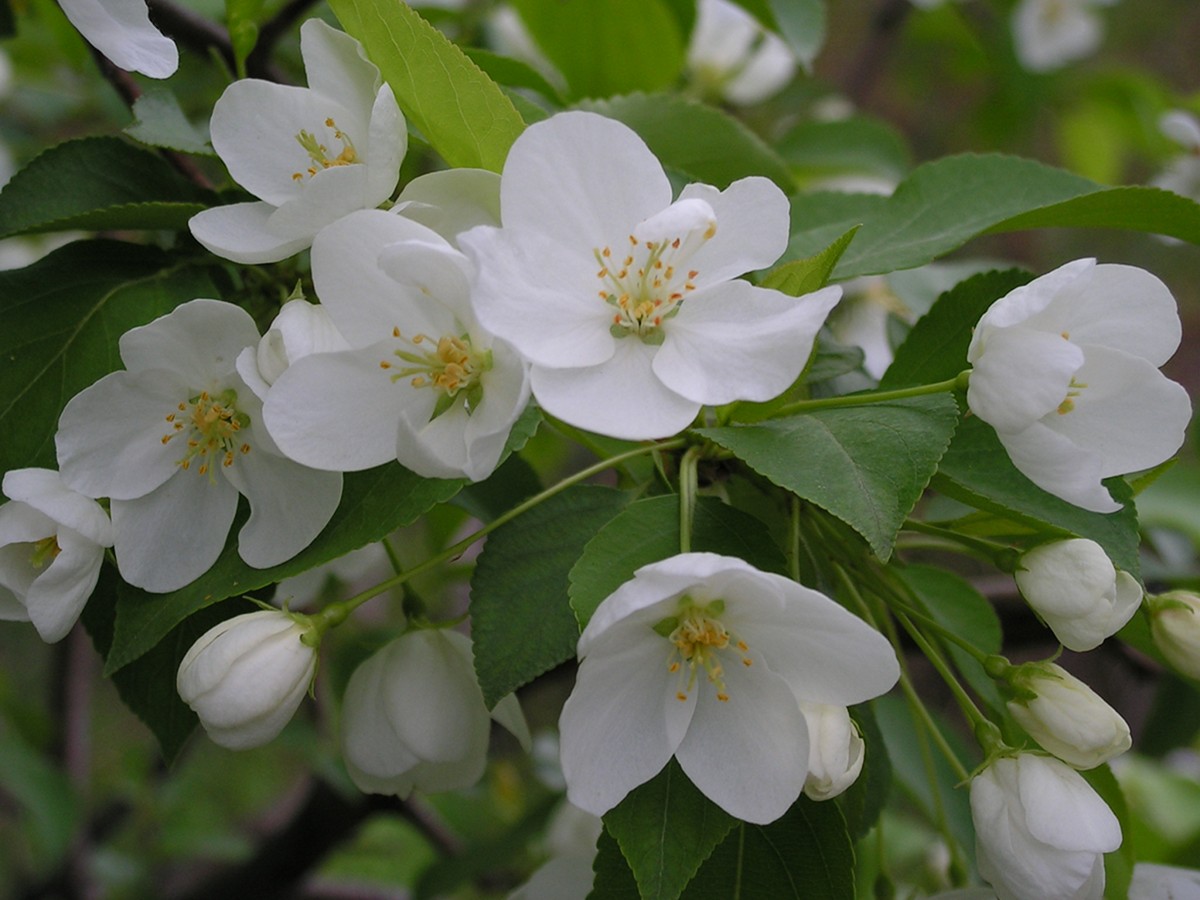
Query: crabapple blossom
[
  {"left": 966, "top": 258, "right": 1190, "bottom": 513},
  {"left": 57, "top": 0, "right": 177, "bottom": 78},
  {"left": 0, "top": 468, "right": 112, "bottom": 643},
  {"left": 340, "top": 629, "right": 530, "bottom": 797},
  {"left": 1147, "top": 591, "right": 1200, "bottom": 680},
  {"left": 177, "top": 609, "right": 318, "bottom": 749},
  {"left": 1003, "top": 661, "right": 1130, "bottom": 769},
  {"left": 236, "top": 298, "right": 350, "bottom": 400},
  {"left": 1151, "top": 110, "right": 1200, "bottom": 205},
  {"left": 461, "top": 111, "right": 840, "bottom": 441},
  {"left": 188, "top": 19, "right": 405, "bottom": 264},
  {"left": 970, "top": 753, "right": 1121, "bottom": 900},
  {"left": 558, "top": 552, "right": 898, "bottom": 824},
  {"left": 798, "top": 701, "right": 865, "bottom": 801},
  {"left": 1013, "top": 538, "right": 1142, "bottom": 650},
  {"left": 1129, "top": 863, "right": 1200, "bottom": 899},
  {"left": 55, "top": 299, "right": 343, "bottom": 593},
  {"left": 509, "top": 803, "right": 602, "bottom": 900},
  {"left": 1011, "top": 0, "right": 1118, "bottom": 72},
  {"left": 263, "top": 209, "right": 530, "bottom": 482},
  {"left": 687, "top": 0, "right": 797, "bottom": 105}
]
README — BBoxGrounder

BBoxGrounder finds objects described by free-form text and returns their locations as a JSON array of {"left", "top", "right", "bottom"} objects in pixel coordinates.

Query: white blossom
[
  {"left": 966, "top": 258, "right": 1190, "bottom": 513},
  {"left": 55, "top": 299, "right": 343, "bottom": 593},
  {"left": 798, "top": 701, "right": 865, "bottom": 801},
  {"left": 1014, "top": 539, "right": 1142, "bottom": 650},
  {"left": 687, "top": 0, "right": 797, "bottom": 105},
  {"left": 461, "top": 111, "right": 840, "bottom": 441},
  {"left": 189, "top": 19, "right": 405, "bottom": 264},
  {"left": 262, "top": 209, "right": 531, "bottom": 482},
  {"left": 236, "top": 299, "right": 350, "bottom": 400},
  {"left": 57, "top": 0, "right": 177, "bottom": 78},
  {"left": 0, "top": 468, "right": 112, "bottom": 642},
  {"left": 508, "top": 803, "right": 602, "bottom": 900},
  {"left": 1151, "top": 110, "right": 1200, "bottom": 206},
  {"left": 176, "top": 609, "right": 318, "bottom": 749},
  {"left": 1129, "top": 862, "right": 1200, "bottom": 899},
  {"left": 971, "top": 754, "right": 1121, "bottom": 900},
  {"left": 340, "top": 629, "right": 530, "bottom": 797},
  {"left": 558, "top": 552, "right": 898, "bottom": 824},
  {"left": 1004, "top": 662, "right": 1130, "bottom": 769},
  {"left": 1148, "top": 591, "right": 1200, "bottom": 680},
  {"left": 1011, "top": 0, "right": 1117, "bottom": 73}
]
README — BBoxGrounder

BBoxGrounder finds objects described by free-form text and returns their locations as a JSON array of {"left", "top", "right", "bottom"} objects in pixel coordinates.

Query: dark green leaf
[
  {"left": 604, "top": 759, "right": 736, "bottom": 900},
  {"left": 684, "top": 797, "right": 855, "bottom": 899},
  {"left": 470, "top": 485, "right": 630, "bottom": 707},
  {"left": 569, "top": 496, "right": 788, "bottom": 628},
  {"left": 328, "top": 0, "right": 525, "bottom": 171},
  {"left": 578, "top": 93, "right": 795, "bottom": 191},
  {"left": 512, "top": 0, "right": 684, "bottom": 100},
  {"left": 761, "top": 226, "right": 859, "bottom": 297},
  {"left": 699, "top": 394, "right": 961, "bottom": 559},
  {"left": 591, "top": 828, "right": 643, "bottom": 899},
  {"left": 786, "top": 191, "right": 888, "bottom": 261},
  {"left": 0, "top": 137, "right": 211, "bottom": 238},
  {"left": 0, "top": 240, "right": 221, "bottom": 473},
  {"left": 125, "top": 88, "right": 213, "bottom": 155},
  {"left": 463, "top": 47, "right": 564, "bottom": 104},
  {"left": 778, "top": 117, "right": 910, "bottom": 182},
  {"left": 767, "top": 0, "right": 825, "bottom": 71}
]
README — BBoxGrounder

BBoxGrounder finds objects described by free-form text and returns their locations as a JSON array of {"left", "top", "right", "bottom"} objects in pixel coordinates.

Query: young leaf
[
  {"left": 683, "top": 797, "right": 855, "bottom": 899},
  {"left": 698, "top": 393, "right": 962, "bottom": 560},
  {"left": 786, "top": 191, "right": 887, "bottom": 260},
  {"left": 603, "top": 759, "right": 736, "bottom": 900},
  {"left": 578, "top": 93, "right": 795, "bottom": 191},
  {"left": 569, "top": 496, "right": 788, "bottom": 628},
  {"left": 0, "top": 137, "right": 211, "bottom": 237},
  {"left": 327, "top": 0, "right": 525, "bottom": 171},
  {"left": 0, "top": 240, "right": 222, "bottom": 473},
  {"left": 511, "top": 0, "right": 684, "bottom": 100},
  {"left": 470, "top": 485, "right": 630, "bottom": 708},
  {"left": 761, "top": 226, "right": 859, "bottom": 297}
]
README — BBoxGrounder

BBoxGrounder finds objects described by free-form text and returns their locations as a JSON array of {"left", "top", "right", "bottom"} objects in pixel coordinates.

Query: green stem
[
  {"left": 311, "top": 438, "right": 688, "bottom": 634},
  {"left": 771, "top": 371, "right": 969, "bottom": 418},
  {"left": 788, "top": 496, "right": 802, "bottom": 583},
  {"left": 678, "top": 446, "right": 702, "bottom": 554},
  {"left": 902, "top": 519, "right": 1017, "bottom": 569}
]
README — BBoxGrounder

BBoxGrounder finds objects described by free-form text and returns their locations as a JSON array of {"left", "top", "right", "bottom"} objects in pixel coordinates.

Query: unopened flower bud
[
  {"left": 1004, "top": 662, "right": 1130, "bottom": 769},
  {"left": 1014, "top": 539, "right": 1142, "bottom": 651},
  {"left": 799, "top": 702, "right": 865, "bottom": 801},
  {"left": 236, "top": 298, "right": 349, "bottom": 398},
  {"left": 177, "top": 609, "right": 318, "bottom": 749},
  {"left": 1149, "top": 591, "right": 1200, "bottom": 680}
]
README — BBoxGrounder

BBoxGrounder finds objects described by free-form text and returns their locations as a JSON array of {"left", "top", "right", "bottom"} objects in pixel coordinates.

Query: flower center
[
  {"left": 30, "top": 535, "right": 61, "bottom": 569},
  {"left": 162, "top": 389, "right": 252, "bottom": 478},
  {"left": 292, "top": 117, "right": 359, "bottom": 181},
  {"left": 655, "top": 598, "right": 753, "bottom": 703},
  {"left": 380, "top": 328, "right": 493, "bottom": 419},
  {"left": 594, "top": 198, "right": 717, "bottom": 345}
]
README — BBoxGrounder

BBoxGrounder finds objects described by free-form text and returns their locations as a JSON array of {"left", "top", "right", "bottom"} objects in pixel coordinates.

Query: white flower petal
[
  {"left": 23, "top": 530, "right": 106, "bottom": 642},
  {"left": 117, "top": 298, "right": 260, "bottom": 383},
  {"left": 2, "top": 468, "right": 112, "bottom": 546},
  {"left": 299, "top": 19, "right": 380, "bottom": 116},
  {"left": 968, "top": 259, "right": 1094, "bottom": 345},
  {"left": 723, "top": 30, "right": 796, "bottom": 105},
  {"left": 676, "top": 178, "right": 791, "bottom": 284},
  {"left": 1160, "top": 111, "right": 1200, "bottom": 151},
  {"left": 364, "top": 84, "right": 405, "bottom": 202},
  {"left": 967, "top": 326, "right": 1085, "bottom": 433},
  {"left": 377, "top": 239, "right": 474, "bottom": 323},
  {"left": 998, "top": 421, "right": 1119, "bottom": 513},
  {"left": 189, "top": 202, "right": 315, "bottom": 265},
  {"left": 394, "top": 168, "right": 502, "bottom": 242},
  {"left": 58, "top": 0, "right": 178, "bottom": 78}
]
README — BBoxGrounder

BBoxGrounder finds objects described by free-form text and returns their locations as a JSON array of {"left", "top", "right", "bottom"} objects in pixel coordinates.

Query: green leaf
[
  {"left": 898, "top": 565, "right": 1004, "bottom": 713},
  {"left": 104, "top": 465, "right": 463, "bottom": 675},
  {"left": 698, "top": 394, "right": 961, "bottom": 559},
  {"left": 761, "top": 226, "right": 859, "bottom": 297},
  {"left": 125, "top": 88, "right": 213, "bottom": 155},
  {"left": 327, "top": 0, "right": 525, "bottom": 171},
  {"left": 778, "top": 117, "right": 910, "bottom": 182},
  {"left": 784, "top": 154, "right": 1200, "bottom": 279},
  {"left": 0, "top": 240, "right": 222, "bottom": 474},
  {"left": 767, "top": 0, "right": 826, "bottom": 72},
  {"left": 470, "top": 485, "right": 630, "bottom": 708},
  {"left": 591, "top": 828, "right": 644, "bottom": 899},
  {"left": 0, "top": 137, "right": 211, "bottom": 237},
  {"left": 604, "top": 759, "right": 736, "bottom": 900},
  {"left": 0, "top": 718, "right": 80, "bottom": 868},
  {"left": 837, "top": 702, "right": 891, "bottom": 842},
  {"left": 1081, "top": 764, "right": 1134, "bottom": 900},
  {"left": 569, "top": 496, "right": 788, "bottom": 628},
  {"left": 683, "top": 797, "right": 855, "bottom": 899},
  {"left": 511, "top": 0, "right": 684, "bottom": 100},
  {"left": 786, "top": 191, "right": 887, "bottom": 260},
  {"left": 578, "top": 93, "right": 796, "bottom": 191},
  {"left": 463, "top": 47, "right": 564, "bottom": 104},
  {"left": 225, "top": 0, "right": 263, "bottom": 75}
]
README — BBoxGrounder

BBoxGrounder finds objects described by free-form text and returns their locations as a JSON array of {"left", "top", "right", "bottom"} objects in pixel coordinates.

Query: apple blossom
[
  {"left": 798, "top": 701, "right": 865, "bottom": 801},
  {"left": 55, "top": 299, "right": 343, "bottom": 593},
  {"left": 177, "top": 609, "right": 318, "bottom": 749},
  {"left": 1011, "top": 0, "right": 1117, "bottom": 73},
  {"left": 1151, "top": 110, "right": 1200, "bottom": 205},
  {"left": 966, "top": 258, "right": 1190, "bottom": 513},
  {"left": 461, "top": 111, "right": 840, "bottom": 441},
  {"left": 263, "top": 209, "right": 531, "bottom": 482},
  {"left": 57, "top": 0, "right": 178, "bottom": 78},
  {"left": 509, "top": 802, "right": 602, "bottom": 900},
  {"left": 1003, "top": 661, "right": 1130, "bottom": 769},
  {"left": 1129, "top": 862, "right": 1200, "bottom": 899},
  {"left": 970, "top": 754, "right": 1121, "bottom": 900},
  {"left": 1147, "top": 591, "right": 1200, "bottom": 680},
  {"left": 340, "top": 629, "right": 530, "bottom": 797},
  {"left": 188, "top": 19, "right": 405, "bottom": 264},
  {"left": 687, "top": 0, "right": 797, "bottom": 106},
  {"left": 236, "top": 299, "right": 350, "bottom": 400},
  {"left": 0, "top": 468, "right": 112, "bottom": 643},
  {"left": 558, "top": 552, "right": 898, "bottom": 824},
  {"left": 1013, "top": 538, "right": 1142, "bottom": 650}
]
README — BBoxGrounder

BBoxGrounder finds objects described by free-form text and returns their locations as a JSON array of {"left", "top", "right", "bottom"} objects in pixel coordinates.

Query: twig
[{"left": 247, "top": 0, "right": 322, "bottom": 76}]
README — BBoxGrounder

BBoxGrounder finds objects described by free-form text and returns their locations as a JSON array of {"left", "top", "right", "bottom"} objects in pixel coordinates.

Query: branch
[
  {"left": 146, "top": 0, "right": 288, "bottom": 82},
  {"left": 247, "top": 0, "right": 322, "bottom": 76}
]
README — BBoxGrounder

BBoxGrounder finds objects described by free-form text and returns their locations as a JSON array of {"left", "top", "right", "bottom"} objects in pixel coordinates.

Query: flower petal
[
  {"left": 1017, "top": 756, "right": 1121, "bottom": 852},
  {"left": 23, "top": 529, "right": 105, "bottom": 642},
  {"left": 998, "top": 420, "right": 1120, "bottom": 513},
  {"left": 117, "top": 298, "right": 260, "bottom": 383},
  {"left": 676, "top": 178, "right": 790, "bottom": 284},
  {"left": 2, "top": 468, "right": 112, "bottom": 546},
  {"left": 395, "top": 168, "right": 502, "bottom": 243},
  {"left": 189, "top": 202, "right": 315, "bottom": 265},
  {"left": 967, "top": 325, "right": 1084, "bottom": 433},
  {"left": 300, "top": 19, "right": 380, "bottom": 117},
  {"left": 58, "top": 0, "right": 178, "bottom": 78}
]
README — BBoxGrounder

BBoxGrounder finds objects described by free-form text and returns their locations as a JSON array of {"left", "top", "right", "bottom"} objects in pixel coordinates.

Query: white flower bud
[
  {"left": 176, "top": 610, "right": 318, "bottom": 750},
  {"left": 1149, "top": 591, "right": 1200, "bottom": 680},
  {"left": 1005, "top": 662, "right": 1130, "bottom": 769},
  {"left": 340, "top": 629, "right": 529, "bottom": 798},
  {"left": 798, "top": 702, "right": 865, "bottom": 801},
  {"left": 1014, "top": 539, "right": 1142, "bottom": 651},
  {"left": 236, "top": 299, "right": 349, "bottom": 399},
  {"left": 971, "top": 754, "right": 1121, "bottom": 900}
]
